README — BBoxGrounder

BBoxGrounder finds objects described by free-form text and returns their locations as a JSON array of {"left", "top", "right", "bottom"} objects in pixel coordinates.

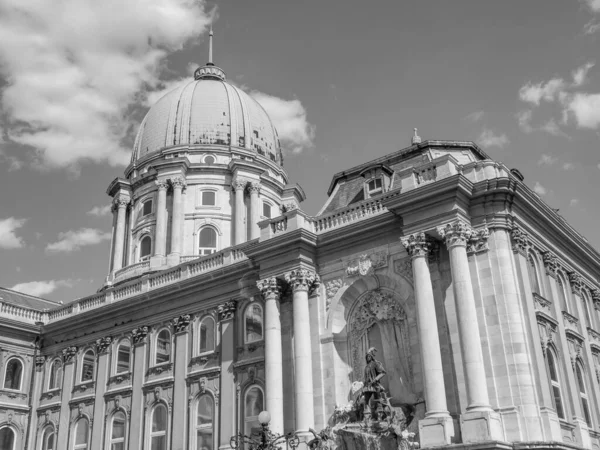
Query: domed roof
[{"left": 132, "top": 66, "right": 282, "bottom": 165}]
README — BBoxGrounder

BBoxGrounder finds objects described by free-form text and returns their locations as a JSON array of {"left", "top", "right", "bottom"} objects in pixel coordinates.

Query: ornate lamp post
[{"left": 230, "top": 411, "right": 300, "bottom": 450}]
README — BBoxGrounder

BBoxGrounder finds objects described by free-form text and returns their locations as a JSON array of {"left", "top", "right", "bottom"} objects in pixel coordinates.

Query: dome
[{"left": 131, "top": 71, "right": 282, "bottom": 165}]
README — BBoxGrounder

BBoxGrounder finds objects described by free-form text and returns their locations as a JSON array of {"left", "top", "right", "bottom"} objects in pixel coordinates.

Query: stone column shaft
[
  {"left": 112, "top": 198, "right": 128, "bottom": 271},
  {"left": 233, "top": 179, "right": 246, "bottom": 245},
  {"left": 172, "top": 316, "right": 190, "bottom": 450},
  {"left": 91, "top": 338, "right": 112, "bottom": 450},
  {"left": 249, "top": 182, "right": 261, "bottom": 240},
  {"left": 218, "top": 301, "right": 237, "bottom": 450},
  {"left": 169, "top": 178, "right": 186, "bottom": 257},
  {"left": 56, "top": 347, "right": 77, "bottom": 450},
  {"left": 128, "top": 327, "right": 149, "bottom": 450},
  {"left": 154, "top": 180, "right": 169, "bottom": 257},
  {"left": 257, "top": 278, "right": 284, "bottom": 434},
  {"left": 285, "top": 269, "right": 319, "bottom": 434},
  {"left": 27, "top": 357, "right": 46, "bottom": 450}
]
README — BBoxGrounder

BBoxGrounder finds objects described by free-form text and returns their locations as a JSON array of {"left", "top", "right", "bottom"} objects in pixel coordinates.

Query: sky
[{"left": 0, "top": 0, "right": 599, "bottom": 302}]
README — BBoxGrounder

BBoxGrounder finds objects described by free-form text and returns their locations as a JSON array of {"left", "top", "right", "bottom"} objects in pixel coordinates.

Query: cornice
[{"left": 106, "top": 177, "right": 132, "bottom": 197}]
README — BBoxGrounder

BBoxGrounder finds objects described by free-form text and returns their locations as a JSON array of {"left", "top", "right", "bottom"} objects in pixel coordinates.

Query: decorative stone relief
[
  {"left": 248, "top": 182, "right": 261, "bottom": 194},
  {"left": 236, "top": 341, "right": 264, "bottom": 359},
  {"left": 41, "top": 390, "right": 61, "bottom": 401},
  {"left": 568, "top": 273, "right": 583, "bottom": 295},
  {"left": 95, "top": 336, "right": 112, "bottom": 354},
  {"left": 542, "top": 252, "right": 559, "bottom": 278},
  {"left": 346, "top": 251, "right": 388, "bottom": 277},
  {"left": 132, "top": 326, "right": 150, "bottom": 345},
  {"left": 108, "top": 372, "right": 131, "bottom": 385},
  {"left": 437, "top": 221, "right": 472, "bottom": 248},
  {"left": 393, "top": 258, "right": 413, "bottom": 282},
  {"left": 146, "top": 363, "right": 173, "bottom": 376},
  {"left": 189, "top": 352, "right": 220, "bottom": 368},
  {"left": 593, "top": 290, "right": 600, "bottom": 311},
  {"left": 35, "top": 356, "right": 46, "bottom": 371},
  {"left": 466, "top": 228, "right": 490, "bottom": 254},
  {"left": 172, "top": 315, "right": 191, "bottom": 333},
  {"left": 155, "top": 179, "right": 169, "bottom": 191},
  {"left": 72, "top": 382, "right": 95, "bottom": 394},
  {"left": 62, "top": 346, "right": 78, "bottom": 364},
  {"left": 285, "top": 268, "right": 320, "bottom": 295},
  {"left": 400, "top": 232, "right": 431, "bottom": 258},
  {"left": 537, "top": 320, "right": 557, "bottom": 355},
  {"left": 510, "top": 227, "right": 530, "bottom": 255},
  {"left": 170, "top": 177, "right": 187, "bottom": 190},
  {"left": 324, "top": 279, "right": 343, "bottom": 312},
  {"left": 533, "top": 293, "right": 552, "bottom": 312},
  {"left": 218, "top": 301, "right": 237, "bottom": 321},
  {"left": 256, "top": 277, "right": 283, "bottom": 300},
  {"left": 232, "top": 178, "right": 248, "bottom": 192}
]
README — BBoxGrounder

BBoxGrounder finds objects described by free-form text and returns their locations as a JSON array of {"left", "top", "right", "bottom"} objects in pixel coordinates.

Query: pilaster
[
  {"left": 233, "top": 179, "right": 247, "bottom": 245},
  {"left": 172, "top": 315, "right": 191, "bottom": 450},
  {"left": 151, "top": 179, "right": 169, "bottom": 268},
  {"left": 27, "top": 355, "right": 46, "bottom": 450},
  {"left": 90, "top": 337, "right": 112, "bottom": 450},
  {"left": 218, "top": 301, "right": 237, "bottom": 450},
  {"left": 168, "top": 177, "right": 186, "bottom": 266},
  {"left": 56, "top": 346, "right": 77, "bottom": 450},
  {"left": 112, "top": 196, "right": 130, "bottom": 272},
  {"left": 128, "top": 326, "right": 149, "bottom": 450},
  {"left": 249, "top": 182, "right": 261, "bottom": 241}
]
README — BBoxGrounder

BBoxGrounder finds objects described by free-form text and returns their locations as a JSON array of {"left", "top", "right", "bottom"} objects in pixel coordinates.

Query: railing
[
  {"left": 189, "top": 252, "right": 224, "bottom": 275},
  {"left": 150, "top": 268, "right": 181, "bottom": 288},
  {"left": 311, "top": 196, "right": 387, "bottom": 233},
  {"left": 113, "top": 261, "right": 150, "bottom": 283},
  {"left": 181, "top": 255, "right": 200, "bottom": 263},
  {"left": 0, "top": 302, "right": 45, "bottom": 324},
  {"left": 79, "top": 294, "right": 105, "bottom": 311},
  {"left": 113, "top": 281, "right": 142, "bottom": 301}
]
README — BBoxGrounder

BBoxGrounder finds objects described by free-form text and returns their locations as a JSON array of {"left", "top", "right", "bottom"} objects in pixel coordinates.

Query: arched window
[
  {"left": 196, "top": 394, "right": 214, "bottom": 450},
  {"left": 201, "top": 191, "right": 216, "bottom": 206},
  {"left": 546, "top": 349, "right": 565, "bottom": 419},
  {"left": 41, "top": 427, "right": 55, "bottom": 450},
  {"left": 0, "top": 427, "right": 15, "bottom": 450},
  {"left": 244, "top": 303, "right": 263, "bottom": 344},
  {"left": 155, "top": 330, "right": 171, "bottom": 365},
  {"left": 110, "top": 411, "right": 126, "bottom": 450},
  {"left": 582, "top": 291, "right": 593, "bottom": 329},
  {"left": 116, "top": 340, "right": 131, "bottom": 374},
  {"left": 80, "top": 350, "right": 95, "bottom": 383},
  {"left": 3, "top": 358, "right": 23, "bottom": 390},
  {"left": 243, "top": 386, "right": 264, "bottom": 437},
  {"left": 557, "top": 276, "right": 571, "bottom": 314},
  {"left": 199, "top": 228, "right": 217, "bottom": 256},
  {"left": 140, "top": 236, "right": 152, "bottom": 262},
  {"left": 48, "top": 359, "right": 63, "bottom": 390},
  {"left": 527, "top": 255, "right": 541, "bottom": 295},
  {"left": 73, "top": 418, "right": 89, "bottom": 450},
  {"left": 576, "top": 363, "right": 592, "bottom": 427},
  {"left": 150, "top": 404, "right": 168, "bottom": 450},
  {"left": 262, "top": 202, "right": 272, "bottom": 219},
  {"left": 199, "top": 317, "right": 215, "bottom": 354},
  {"left": 142, "top": 199, "right": 153, "bottom": 217}
]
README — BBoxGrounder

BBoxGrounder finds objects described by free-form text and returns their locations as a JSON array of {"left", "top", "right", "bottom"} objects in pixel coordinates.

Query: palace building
[{"left": 2, "top": 31, "right": 600, "bottom": 450}]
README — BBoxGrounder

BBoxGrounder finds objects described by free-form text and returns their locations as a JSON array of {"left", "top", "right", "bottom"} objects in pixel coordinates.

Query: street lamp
[{"left": 230, "top": 411, "right": 300, "bottom": 450}]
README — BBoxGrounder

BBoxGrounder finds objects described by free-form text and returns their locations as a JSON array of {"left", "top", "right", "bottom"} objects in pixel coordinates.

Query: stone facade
[{"left": 2, "top": 59, "right": 600, "bottom": 450}]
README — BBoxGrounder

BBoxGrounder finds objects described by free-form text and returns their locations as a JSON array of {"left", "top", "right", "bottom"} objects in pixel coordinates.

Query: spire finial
[
  {"left": 412, "top": 127, "right": 422, "bottom": 145},
  {"left": 208, "top": 24, "right": 214, "bottom": 66}
]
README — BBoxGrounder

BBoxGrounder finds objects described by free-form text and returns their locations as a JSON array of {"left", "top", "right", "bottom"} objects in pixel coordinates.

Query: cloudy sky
[{"left": 0, "top": 0, "right": 599, "bottom": 301}]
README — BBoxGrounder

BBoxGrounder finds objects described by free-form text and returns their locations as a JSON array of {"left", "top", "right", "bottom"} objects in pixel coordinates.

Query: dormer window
[
  {"left": 360, "top": 164, "right": 393, "bottom": 199},
  {"left": 367, "top": 178, "right": 383, "bottom": 197}
]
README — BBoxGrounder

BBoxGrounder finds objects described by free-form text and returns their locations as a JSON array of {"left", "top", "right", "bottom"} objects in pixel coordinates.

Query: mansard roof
[{"left": 0, "top": 287, "right": 61, "bottom": 311}]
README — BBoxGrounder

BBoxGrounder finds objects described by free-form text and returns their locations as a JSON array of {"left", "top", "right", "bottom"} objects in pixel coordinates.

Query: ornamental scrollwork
[
  {"left": 170, "top": 177, "right": 187, "bottom": 190},
  {"left": 218, "top": 301, "right": 237, "bottom": 321},
  {"left": 248, "top": 182, "right": 261, "bottom": 194},
  {"left": 285, "top": 269, "right": 320, "bottom": 295},
  {"left": 172, "top": 315, "right": 191, "bottom": 333},
  {"left": 346, "top": 251, "right": 388, "bottom": 277},
  {"left": 232, "top": 178, "right": 248, "bottom": 192},
  {"left": 324, "top": 279, "right": 343, "bottom": 312}
]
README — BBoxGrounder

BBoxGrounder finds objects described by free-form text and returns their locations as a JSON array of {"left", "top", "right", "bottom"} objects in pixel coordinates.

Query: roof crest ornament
[
  {"left": 194, "top": 22, "right": 226, "bottom": 81},
  {"left": 412, "top": 128, "right": 422, "bottom": 145}
]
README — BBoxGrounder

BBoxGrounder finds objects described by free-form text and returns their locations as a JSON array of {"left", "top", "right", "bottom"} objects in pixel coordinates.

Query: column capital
[
  {"left": 218, "top": 300, "right": 237, "bottom": 322},
  {"left": 542, "top": 251, "right": 559, "bottom": 278},
  {"left": 155, "top": 179, "right": 169, "bottom": 191},
  {"left": 61, "top": 346, "right": 78, "bottom": 364},
  {"left": 95, "top": 336, "right": 113, "bottom": 354},
  {"left": 172, "top": 314, "right": 191, "bottom": 333},
  {"left": 131, "top": 325, "right": 150, "bottom": 345},
  {"left": 437, "top": 221, "right": 473, "bottom": 248},
  {"left": 284, "top": 269, "right": 320, "bottom": 294},
  {"left": 170, "top": 176, "right": 187, "bottom": 190},
  {"left": 568, "top": 272, "right": 583, "bottom": 295},
  {"left": 232, "top": 178, "right": 248, "bottom": 192},
  {"left": 592, "top": 289, "right": 600, "bottom": 303},
  {"left": 35, "top": 356, "right": 46, "bottom": 372},
  {"left": 256, "top": 277, "right": 284, "bottom": 300},
  {"left": 466, "top": 228, "right": 490, "bottom": 255},
  {"left": 510, "top": 227, "right": 530, "bottom": 255},
  {"left": 248, "top": 181, "right": 261, "bottom": 194},
  {"left": 401, "top": 232, "right": 433, "bottom": 258},
  {"left": 112, "top": 196, "right": 130, "bottom": 210}
]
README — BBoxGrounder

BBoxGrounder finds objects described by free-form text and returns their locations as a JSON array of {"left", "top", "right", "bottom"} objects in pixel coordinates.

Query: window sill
[
  {"left": 0, "top": 389, "right": 27, "bottom": 400},
  {"left": 108, "top": 372, "right": 132, "bottom": 385},
  {"left": 41, "top": 389, "right": 61, "bottom": 400},
  {"left": 147, "top": 363, "right": 173, "bottom": 377},
  {"left": 72, "top": 381, "right": 95, "bottom": 394},
  {"left": 190, "top": 352, "right": 220, "bottom": 368},
  {"left": 195, "top": 205, "right": 221, "bottom": 210}
]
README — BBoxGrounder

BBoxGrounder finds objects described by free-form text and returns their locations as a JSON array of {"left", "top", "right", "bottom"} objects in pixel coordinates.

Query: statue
[{"left": 362, "top": 347, "right": 394, "bottom": 422}]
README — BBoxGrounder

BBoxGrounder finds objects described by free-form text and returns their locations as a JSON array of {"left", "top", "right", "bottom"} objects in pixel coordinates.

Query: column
[
  {"left": 56, "top": 347, "right": 77, "bottom": 449},
  {"left": 27, "top": 356, "right": 46, "bottom": 450},
  {"left": 249, "top": 182, "right": 261, "bottom": 240},
  {"left": 154, "top": 180, "right": 169, "bottom": 258},
  {"left": 401, "top": 232, "right": 454, "bottom": 446},
  {"left": 172, "top": 315, "right": 191, "bottom": 450},
  {"left": 168, "top": 177, "right": 186, "bottom": 264},
  {"left": 128, "top": 326, "right": 150, "bottom": 450},
  {"left": 257, "top": 277, "right": 284, "bottom": 434},
  {"left": 91, "top": 337, "right": 112, "bottom": 450},
  {"left": 233, "top": 179, "right": 247, "bottom": 245},
  {"left": 218, "top": 301, "right": 237, "bottom": 450},
  {"left": 437, "top": 221, "right": 503, "bottom": 443},
  {"left": 112, "top": 197, "right": 129, "bottom": 272},
  {"left": 285, "top": 269, "right": 319, "bottom": 436}
]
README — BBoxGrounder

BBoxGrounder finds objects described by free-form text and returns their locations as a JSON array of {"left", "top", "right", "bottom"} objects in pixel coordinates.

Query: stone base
[
  {"left": 419, "top": 415, "right": 455, "bottom": 447},
  {"left": 150, "top": 255, "right": 166, "bottom": 270},
  {"left": 460, "top": 410, "right": 504, "bottom": 444},
  {"left": 166, "top": 253, "right": 181, "bottom": 267},
  {"left": 336, "top": 427, "right": 414, "bottom": 450}
]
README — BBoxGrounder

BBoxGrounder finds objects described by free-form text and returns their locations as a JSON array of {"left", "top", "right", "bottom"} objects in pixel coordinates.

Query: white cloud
[
  {"left": 46, "top": 228, "right": 111, "bottom": 253},
  {"left": 519, "top": 78, "right": 566, "bottom": 106},
  {"left": 10, "top": 280, "right": 72, "bottom": 297},
  {"left": 465, "top": 110, "right": 484, "bottom": 122},
  {"left": 477, "top": 129, "right": 510, "bottom": 149},
  {"left": 533, "top": 182, "right": 548, "bottom": 196},
  {"left": 540, "top": 119, "right": 571, "bottom": 138},
  {"left": 564, "top": 93, "right": 600, "bottom": 129},
  {"left": 572, "top": 62, "right": 595, "bottom": 86},
  {"left": 0, "top": 217, "right": 27, "bottom": 249},
  {"left": 581, "top": 0, "right": 600, "bottom": 13},
  {"left": 0, "top": 0, "right": 212, "bottom": 171},
  {"left": 538, "top": 154, "right": 558, "bottom": 166},
  {"left": 562, "top": 162, "right": 575, "bottom": 170},
  {"left": 570, "top": 198, "right": 580, "bottom": 207},
  {"left": 87, "top": 205, "right": 112, "bottom": 217},
  {"left": 516, "top": 110, "right": 534, "bottom": 133},
  {"left": 584, "top": 20, "right": 600, "bottom": 34},
  {"left": 250, "top": 91, "right": 315, "bottom": 154}
]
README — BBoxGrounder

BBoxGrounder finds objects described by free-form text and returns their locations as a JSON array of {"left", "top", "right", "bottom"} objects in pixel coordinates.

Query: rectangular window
[
  {"left": 201, "top": 191, "right": 216, "bottom": 206},
  {"left": 367, "top": 178, "right": 383, "bottom": 197},
  {"left": 552, "top": 386, "right": 565, "bottom": 419},
  {"left": 262, "top": 203, "right": 271, "bottom": 219},
  {"left": 142, "top": 200, "right": 153, "bottom": 216}
]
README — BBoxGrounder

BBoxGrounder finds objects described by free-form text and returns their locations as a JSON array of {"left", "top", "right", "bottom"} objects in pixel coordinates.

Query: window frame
[
  {"left": 244, "top": 303, "right": 264, "bottom": 345},
  {"left": 262, "top": 201, "right": 272, "bottom": 219},
  {"left": 242, "top": 385, "right": 265, "bottom": 438},
  {"left": 0, "top": 425, "right": 16, "bottom": 450},
  {"left": 527, "top": 253, "right": 542, "bottom": 296},
  {"left": 41, "top": 425, "right": 56, "bottom": 450},
  {"left": 47, "top": 358, "right": 63, "bottom": 391},
  {"left": 141, "top": 199, "right": 153, "bottom": 217},
  {"left": 546, "top": 348, "right": 566, "bottom": 419},
  {"left": 79, "top": 349, "right": 96, "bottom": 384},
  {"left": 139, "top": 235, "right": 152, "bottom": 262},
  {"left": 575, "top": 362, "right": 593, "bottom": 428},
  {"left": 365, "top": 177, "right": 383, "bottom": 198},
  {"left": 108, "top": 410, "right": 127, "bottom": 450},
  {"left": 194, "top": 393, "right": 215, "bottom": 450},
  {"left": 3, "top": 357, "right": 24, "bottom": 391},
  {"left": 114, "top": 339, "right": 132, "bottom": 375},
  {"left": 198, "top": 226, "right": 218, "bottom": 256},
  {"left": 148, "top": 403, "right": 169, "bottom": 450},
  {"left": 198, "top": 316, "right": 216, "bottom": 356},
  {"left": 154, "top": 329, "right": 172, "bottom": 366},
  {"left": 72, "top": 418, "right": 90, "bottom": 450},
  {"left": 557, "top": 274, "right": 572, "bottom": 314},
  {"left": 201, "top": 191, "right": 216, "bottom": 206}
]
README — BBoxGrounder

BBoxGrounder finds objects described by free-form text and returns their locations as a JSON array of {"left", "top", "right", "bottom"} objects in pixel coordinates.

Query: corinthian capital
[
  {"left": 510, "top": 227, "right": 529, "bottom": 255},
  {"left": 172, "top": 314, "right": 191, "bottom": 333},
  {"left": 232, "top": 178, "right": 247, "bottom": 192},
  {"left": 401, "top": 232, "right": 432, "bottom": 258},
  {"left": 466, "top": 228, "right": 490, "bottom": 254},
  {"left": 568, "top": 272, "right": 583, "bottom": 295},
  {"left": 95, "top": 336, "right": 113, "bottom": 354},
  {"left": 542, "top": 252, "right": 559, "bottom": 278},
  {"left": 218, "top": 300, "right": 237, "bottom": 321},
  {"left": 113, "top": 196, "right": 130, "bottom": 210},
  {"left": 285, "top": 269, "right": 320, "bottom": 294},
  {"left": 256, "top": 277, "right": 283, "bottom": 300},
  {"left": 62, "top": 346, "right": 78, "bottom": 364},
  {"left": 170, "top": 177, "right": 187, "bottom": 190},
  {"left": 248, "top": 181, "right": 261, "bottom": 194},
  {"left": 131, "top": 325, "right": 150, "bottom": 345},
  {"left": 437, "top": 221, "right": 473, "bottom": 248},
  {"left": 155, "top": 179, "right": 169, "bottom": 191}
]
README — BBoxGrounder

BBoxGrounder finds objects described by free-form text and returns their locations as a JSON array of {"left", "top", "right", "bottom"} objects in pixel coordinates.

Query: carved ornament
[
  {"left": 285, "top": 269, "right": 320, "bottom": 294},
  {"left": 155, "top": 179, "right": 169, "bottom": 191},
  {"left": 172, "top": 315, "right": 191, "bottom": 333},
  {"left": 568, "top": 273, "right": 583, "bottom": 295},
  {"left": 35, "top": 356, "right": 46, "bottom": 371},
  {"left": 393, "top": 258, "right": 413, "bottom": 282},
  {"left": 41, "top": 390, "right": 61, "bottom": 401},
  {"left": 346, "top": 251, "right": 388, "bottom": 277},
  {"left": 72, "top": 382, "right": 95, "bottom": 394},
  {"left": 95, "top": 336, "right": 112, "bottom": 354},
  {"left": 189, "top": 352, "right": 220, "bottom": 367},
  {"left": 62, "top": 346, "right": 78, "bottom": 364},
  {"left": 248, "top": 182, "right": 261, "bottom": 194},
  {"left": 217, "top": 301, "right": 237, "bottom": 321},
  {"left": 533, "top": 293, "right": 552, "bottom": 313},
  {"left": 510, "top": 227, "right": 529, "bottom": 255},
  {"left": 256, "top": 277, "right": 283, "bottom": 300},
  {"left": 401, "top": 232, "right": 432, "bottom": 258},
  {"left": 131, "top": 326, "right": 150, "bottom": 345},
  {"left": 146, "top": 363, "right": 173, "bottom": 377},
  {"left": 466, "top": 228, "right": 490, "bottom": 254},
  {"left": 108, "top": 372, "right": 131, "bottom": 385},
  {"left": 232, "top": 178, "right": 247, "bottom": 192},
  {"left": 324, "top": 279, "right": 343, "bottom": 312},
  {"left": 542, "top": 252, "right": 559, "bottom": 278},
  {"left": 236, "top": 341, "right": 264, "bottom": 359},
  {"left": 170, "top": 177, "right": 187, "bottom": 190},
  {"left": 437, "top": 221, "right": 473, "bottom": 248}
]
